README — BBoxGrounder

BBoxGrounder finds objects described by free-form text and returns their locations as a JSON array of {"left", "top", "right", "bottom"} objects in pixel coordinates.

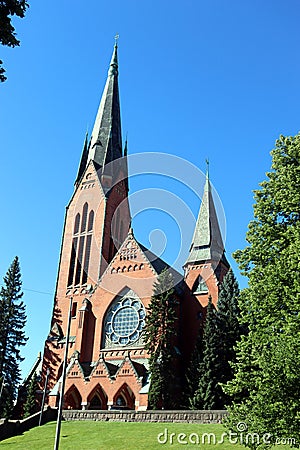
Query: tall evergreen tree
[
  {"left": 193, "top": 297, "right": 223, "bottom": 409},
  {"left": 224, "top": 133, "right": 300, "bottom": 447},
  {"left": 217, "top": 268, "right": 243, "bottom": 407},
  {"left": 23, "top": 372, "right": 38, "bottom": 418},
  {"left": 184, "top": 320, "right": 204, "bottom": 409},
  {"left": 144, "top": 269, "right": 179, "bottom": 409},
  {"left": 185, "top": 271, "right": 242, "bottom": 410},
  {"left": 0, "top": 257, "right": 27, "bottom": 418}
]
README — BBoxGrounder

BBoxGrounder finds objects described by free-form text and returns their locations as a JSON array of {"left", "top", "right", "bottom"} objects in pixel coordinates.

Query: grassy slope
[{"left": 1, "top": 421, "right": 288, "bottom": 449}]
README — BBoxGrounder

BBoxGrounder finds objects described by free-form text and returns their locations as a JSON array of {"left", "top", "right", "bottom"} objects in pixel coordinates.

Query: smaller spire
[
  {"left": 75, "top": 131, "right": 89, "bottom": 185},
  {"left": 204, "top": 159, "right": 211, "bottom": 193},
  {"left": 108, "top": 35, "right": 119, "bottom": 77},
  {"left": 184, "top": 167, "right": 225, "bottom": 266},
  {"left": 205, "top": 158, "right": 210, "bottom": 179}
]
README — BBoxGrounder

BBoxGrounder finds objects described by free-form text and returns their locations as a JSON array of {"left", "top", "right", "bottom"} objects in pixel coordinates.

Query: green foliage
[
  {"left": 224, "top": 133, "right": 300, "bottom": 448},
  {"left": 0, "top": 256, "right": 28, "bottom": 418},
  {"left": 0, "top": 1, "right": 29, "bottom": 82},
  {"left": 23, "top": 372, "right": 38, "bottom": 418},
  {"left": 184, "top": 320, "right": 204, "bottom": 409},
  {"left": 144, "top": 269, "right": 179, "bottom": 409},
  {"left": 192, "top": 297, "right": 223, "bottom": 409},
  {"left": 217, "top": 268, "right": 243, "bottom": 407},
  {"left": 186, "top": 270, "right": 242, "bottom": 410}
]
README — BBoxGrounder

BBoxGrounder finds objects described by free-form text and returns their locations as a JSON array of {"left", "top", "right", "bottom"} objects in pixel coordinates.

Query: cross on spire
[
  {"left": 205, "top": 158, "right": 210, "bottom": 178},
  {"left": 115, "top": 33, "right": 119, "bottom": 46}
]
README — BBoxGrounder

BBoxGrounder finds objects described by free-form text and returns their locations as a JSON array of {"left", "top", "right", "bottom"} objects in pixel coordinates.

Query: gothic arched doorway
[
  {"left": 64, "top": 385, "right": 82, "bottom": 409},
  {"left": 87, "top": 384, "right": 108, "bottom": 410},
  {"left": 113, "top": 383, "right": 135, "bottom": 410}
]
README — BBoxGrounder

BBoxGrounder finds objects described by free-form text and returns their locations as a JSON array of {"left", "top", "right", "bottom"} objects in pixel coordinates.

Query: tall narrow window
[
  {"left": 68, "top": 238, "right": 78, "bottom": 286},
  {"left": 68, "top": 203, "right": 93, "bottom": 287},
  {"left": 75, "top": 236, "right": 85, "bottom": 285},
  {"left": 88, "top": 210, "right": 94, "bottom": 232},
  {"left": 74, "top": 213, "right": 80, "bottom": 234},
  {"left": 82, "top": 235, "right": 92, "bottom": 285},
  {"left": 81, "top": 203, "right": 88, "bottom": 232}
]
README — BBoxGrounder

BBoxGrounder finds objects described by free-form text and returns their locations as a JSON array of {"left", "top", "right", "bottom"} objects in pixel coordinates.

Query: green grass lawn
[{"left": 0, "top": 421, "right": 290, "bottom": 449}]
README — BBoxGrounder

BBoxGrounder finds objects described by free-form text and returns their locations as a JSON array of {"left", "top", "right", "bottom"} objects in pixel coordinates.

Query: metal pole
[
  {"left": 54, "top": 297, "right": 73, "bottom": 450},
  {"left": 39, "top": 368, "right": 50, "bottom": 426},
  {"left": 0, "top": 372, "right": 6, "bottom": 400}
]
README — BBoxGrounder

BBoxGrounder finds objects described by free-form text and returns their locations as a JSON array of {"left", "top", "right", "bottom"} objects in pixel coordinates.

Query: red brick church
[{"left": 41, "top": 42, "right": 229, "bottom": 411}]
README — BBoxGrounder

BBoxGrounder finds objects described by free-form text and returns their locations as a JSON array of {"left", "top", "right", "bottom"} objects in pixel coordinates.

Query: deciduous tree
[
  {"left": 0, "top": 1, "right": 29, "bottom": 82},
  {"left": 224, "top": 133, "right": 300, "bottom": 448}
]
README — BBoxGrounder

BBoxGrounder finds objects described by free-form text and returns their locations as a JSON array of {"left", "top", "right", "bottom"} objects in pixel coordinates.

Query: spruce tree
[
  {"left": 217, "top": 268, "right": 243, "bottom": 407},
  {"left": 23, "top": 372, "right": 38, "bottom": 418},
  {"left": 184, "top": 320, "right": 204, "bottom": 409},
  {"left": 0, "top": 257, "right": 28, "bottom": 418},
  {"left": 193, "top": 297, "right": 223, "bottom": 409},
  {"left": 144, "top": 269, "right": 178, "bottom": 409},
  {"left": 224, "top": 133, "right": 300, "bottom": 447}
]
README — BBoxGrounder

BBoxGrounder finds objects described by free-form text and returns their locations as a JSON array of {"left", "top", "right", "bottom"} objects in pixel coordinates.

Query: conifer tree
[
  {"left": 217, "top": 268, "right": 243, "bottom": 407},
  {"left": 224, "top": 133, "right": 300, "bottom": 447},
  {"left": 184, "top": 320, "right": 204, "bottom": 409},
  {"left": 193, "top": 297, "right": 223, "bottom": 409},
  {"left": 0, "top": 257, "right": 27, "bottom": 418},
  {"left": 144, "top": 269, "right": 178, "bottom": 409},
  {"left": 23, "top": 372, "right": 38, "bottom": 418}
]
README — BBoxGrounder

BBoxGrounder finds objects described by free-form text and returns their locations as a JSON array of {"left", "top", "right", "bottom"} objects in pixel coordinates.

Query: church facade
[{"left": 41, "top": 43, "right": 229, "bottom": 411}]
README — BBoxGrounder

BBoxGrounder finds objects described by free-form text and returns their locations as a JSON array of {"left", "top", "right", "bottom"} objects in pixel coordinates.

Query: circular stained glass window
[{"left": 104, "top": 295, "right": 146, "bottom": 346}]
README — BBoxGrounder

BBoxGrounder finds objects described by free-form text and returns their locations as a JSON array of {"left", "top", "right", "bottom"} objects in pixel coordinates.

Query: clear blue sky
[{"left": 1, "top": 0, "right": 300, "bottom": 378}]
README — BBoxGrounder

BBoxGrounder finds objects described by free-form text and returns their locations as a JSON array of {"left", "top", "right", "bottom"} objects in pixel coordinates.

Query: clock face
[{"left": 104, "top": 295, "right": 146, "bottom": 346}]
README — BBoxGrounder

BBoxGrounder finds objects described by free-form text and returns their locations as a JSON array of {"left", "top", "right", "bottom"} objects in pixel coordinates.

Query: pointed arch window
[
  {"left": 74, "top": 213, "right": 80, "bottom": 234},
  {"left": 81, "top": 203, "right": 88, "bottom": 232},
  {"left": 88, "top": 210, "right": 94, "bottom": 232},
  {"left": 193, "top": 275, "right": 208, "bottom": 293},
  {"left": 67, "top": 203, "right": 94, "bottom": 287}
]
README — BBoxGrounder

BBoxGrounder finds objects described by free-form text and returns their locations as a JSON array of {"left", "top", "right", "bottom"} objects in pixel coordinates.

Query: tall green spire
[
  {"left": 185, "top": 169, "right": 226, "bottom": 265},
  {"left": 87, "top": 41, "right": 123, "bottom": 169}
]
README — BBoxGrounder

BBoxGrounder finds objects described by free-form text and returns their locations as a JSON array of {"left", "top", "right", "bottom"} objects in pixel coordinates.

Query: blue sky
[{"left": 1, "top": 0, "right": 300, "bottom": 377}]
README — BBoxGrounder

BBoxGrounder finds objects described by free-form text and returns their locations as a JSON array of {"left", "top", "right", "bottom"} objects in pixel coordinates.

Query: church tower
[
  {"left": 40, "top": 42, "right": 230, "bottom": 412},
  {"left": 181, "top": 170, "right": 230, "bottom": 357},
  {"left": 42, "top": 42, "right": 131, "bottom": 399},
  {"left": 184, "top": 170, "right": 229, "bottom": 307}
]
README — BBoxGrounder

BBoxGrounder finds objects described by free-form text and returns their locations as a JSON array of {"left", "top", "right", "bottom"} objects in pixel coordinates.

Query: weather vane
[
  {"left": 115, "top": 33, "right": 119, "bottom": 45},
  {"left": 205, "top": 158, "right": 210, "bottom": 177}
]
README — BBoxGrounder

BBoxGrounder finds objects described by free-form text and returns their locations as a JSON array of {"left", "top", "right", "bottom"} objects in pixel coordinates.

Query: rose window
[{"left": 104, "top": 296, "right": 146, "bottom": 346}]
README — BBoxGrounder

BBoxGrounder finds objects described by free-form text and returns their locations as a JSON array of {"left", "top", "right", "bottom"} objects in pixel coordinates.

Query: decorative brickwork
[
  {"left": 40, "top": 43, "right": 229, "bottom": 413},
  {"left": 62, "top": 409, "right": 227, "bottom": 423}
]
